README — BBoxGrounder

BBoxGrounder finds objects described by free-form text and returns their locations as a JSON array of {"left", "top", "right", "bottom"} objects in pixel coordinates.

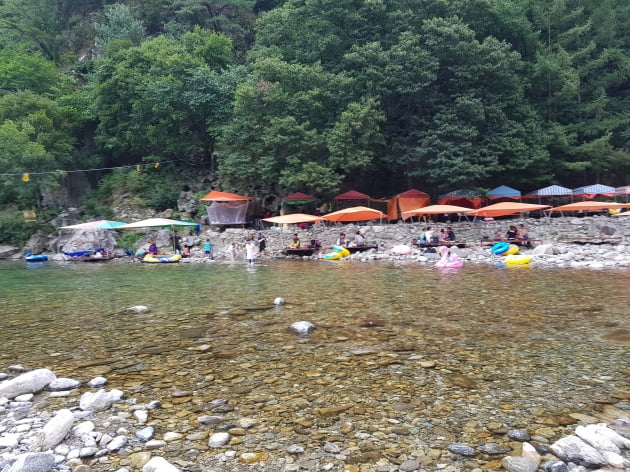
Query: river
[{"left": 0, "top": 259, "right": 628, "bottom": 470}]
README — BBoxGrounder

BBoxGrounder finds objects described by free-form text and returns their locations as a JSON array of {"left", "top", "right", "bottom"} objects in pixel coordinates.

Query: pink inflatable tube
[{"left": 433, "top": 246, "right": 463, "bottom": 269}]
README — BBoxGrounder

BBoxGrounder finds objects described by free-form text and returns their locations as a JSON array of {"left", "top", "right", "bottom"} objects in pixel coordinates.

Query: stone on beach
[
  {"left": 0, "top": 368, "right": 56, "bottom": 399},
  {"left": 39, "top": 408, "right": 75, "bottom": 450},
  {"left": 290, "top": 321, "right": 315, "bottom": 336},
  {"left": 142, "top": 456, "right": 180, "bottom": 472},
  {"left": 549, "top": 435, "right": 608, "bottom": 468},
  {"left": 127, "top": 305, "right": 150, "bottom": 313},
  {"left": 79, "top": 388, "right": 123, "bottom": 412},
  {"left": 47, "top": 377, "right": 80, "bottom": 391},
  {"left": 6, "top": 452, "right": 55, "bottom": 472}
]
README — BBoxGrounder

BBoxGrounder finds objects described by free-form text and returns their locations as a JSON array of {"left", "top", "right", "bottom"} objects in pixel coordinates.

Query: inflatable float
[
  {"left": 324, "top": 245, "right": 351, "bottom": 260},
  {"left": 25, "top": 253, "right": 48, "bottom": 262},
  {"left": 142, "top": 254, "right": 182, "bottom": 263},
  {"left": 502, "top": 244, "right": 520, "bottom": 256},
  {"left": 504, "top": 254, "right": 532, "bottom": 266},
  {"left": 392, "top": 244, "right": 411, "bottom": 255},
  {"left": 490, "top": 242, "right": 510, "bottom": 255},
  {"left": 433, "top": 246, "right": 463, "bottom": 269}
]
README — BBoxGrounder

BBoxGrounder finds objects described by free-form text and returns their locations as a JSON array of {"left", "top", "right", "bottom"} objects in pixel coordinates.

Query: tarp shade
[
  {"left": 199, "top": 190, "right": 252, "bottom": 201},
  {"left": 206, "top": 201, "right": 249, "bottom": 224},
  {"left": 551, "top": 201, "right": 626, "bottom": 212},
  {"left": 467, "top": 202, "right": 549, "bottom": 217},
  {"left": 262, "top": 213, "right": 321, "bottom": 224},
  {"left": 402, "top": 204, "right": 474, "bottom": 220},
  {"left": 322, "top": 206, "right": 386, "bottom": 222}
]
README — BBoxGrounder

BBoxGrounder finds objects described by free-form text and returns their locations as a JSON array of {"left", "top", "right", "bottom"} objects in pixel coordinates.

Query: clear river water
[{"left": 0, "top": 259, "right": 628, "bottom": 470}]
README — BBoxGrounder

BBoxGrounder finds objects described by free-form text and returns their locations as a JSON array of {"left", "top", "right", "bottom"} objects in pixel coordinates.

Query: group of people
[
  {"left": 416, "top": 226, "right": 456, "bottom": 245},
  {"left": 498, "top": 224, "right": 528, "bottom": 241},
  {"left": 148, "top": 231, "right": 214, "bottom": 258}
]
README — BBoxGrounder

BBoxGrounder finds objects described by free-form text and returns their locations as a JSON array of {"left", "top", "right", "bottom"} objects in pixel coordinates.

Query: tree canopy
[{"left": 0, "top": 0, "right": 628, "bottom": 210}]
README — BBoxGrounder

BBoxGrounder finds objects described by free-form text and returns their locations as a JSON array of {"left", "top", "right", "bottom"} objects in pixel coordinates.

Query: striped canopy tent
[
  {"left": 616, "top": 186, "right": 630, "bottom": 202},
  {"left": 572, "top": 184, "right": 616, "bottom": 200},
  {"left": 522, "top": 185, "right": 573, "bottom": 203},
  {"left": 487, "top": 185, "right": 521, "bottom": 201},
  {"left": 437, "top": 189, "right": 484, "bottom": 209}
]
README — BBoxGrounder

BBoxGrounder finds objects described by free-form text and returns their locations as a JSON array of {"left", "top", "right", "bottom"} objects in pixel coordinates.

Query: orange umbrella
[
  {"left": 551, "top": 201, "right": 627, "bottom": 212},
  {"left": 402, "top": 204, "right": 474, "bottom": 220},
  {"left": 262, "top": 213, "right": 322, "bottom": 224},
  {"left": 322, "top": 206, "right": 386, "bottom": 222},
  {"left": 467, "top": 202, "right": 550, "bottom": 217}
]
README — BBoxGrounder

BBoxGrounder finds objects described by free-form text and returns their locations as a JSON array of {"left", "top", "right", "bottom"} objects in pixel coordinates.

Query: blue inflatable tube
[{"left": 490, "top": 242, "right": 510, "bottom": 255}]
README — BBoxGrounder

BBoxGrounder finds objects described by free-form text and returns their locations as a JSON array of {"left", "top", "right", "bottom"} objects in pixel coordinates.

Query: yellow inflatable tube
[
  {"left": 324, "top": 245, "right": 350, "bottom": 260},
  {"left": 502, "top": 244, "right": 520, "bottom": 256},
  {"left": 504, "top": 254, "right": 531, "bottom": 266}
]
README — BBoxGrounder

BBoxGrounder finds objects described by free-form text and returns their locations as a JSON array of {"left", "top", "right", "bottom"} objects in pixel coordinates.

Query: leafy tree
[
  {"left": 0, "top": 90, "right": 79, "bottom": 208},
  {"left": 93, "top": 3, "right": 146, "bottom": 55},
  {"left": 0, "top": 48, "right": 71, "bottom": 96},
  {"left": 88, "top": 29, "right": 243, "bottom": 169},
  {"left": 525, "top": 0, "right": 630, "bottom": 184}
]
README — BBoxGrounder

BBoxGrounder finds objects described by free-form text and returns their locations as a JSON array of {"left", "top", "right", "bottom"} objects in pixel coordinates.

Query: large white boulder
[
  {"left": 142, "top": 456, "right": 180, "bottom": 472},
  {"left": 79, "top": 389, "right": 123, "bottom": 412},
  {"left": 0, "top": 369, "right": 56, "bottom": 399}
]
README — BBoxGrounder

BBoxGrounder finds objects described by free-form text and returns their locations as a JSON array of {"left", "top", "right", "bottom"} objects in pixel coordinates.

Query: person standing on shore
[
  {"left": 170, "top": 231, "right": 182, "bottom": 254},
  {"left": 204, "top": 239, "right": 213, "bottom": 258}
]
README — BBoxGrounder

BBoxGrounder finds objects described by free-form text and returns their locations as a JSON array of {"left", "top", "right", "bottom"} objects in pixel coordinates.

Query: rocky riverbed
[{"left": 1, "top": 359, "right": 629, "bottom": 472}]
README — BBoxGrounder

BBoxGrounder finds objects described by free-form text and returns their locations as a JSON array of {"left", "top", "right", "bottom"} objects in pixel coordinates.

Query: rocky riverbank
[
  {"left": 4, "top": 215, "right": 630, "bottom": 270},
  {"left": 1, "top": 361, "right": 629, "bottom": 472}
]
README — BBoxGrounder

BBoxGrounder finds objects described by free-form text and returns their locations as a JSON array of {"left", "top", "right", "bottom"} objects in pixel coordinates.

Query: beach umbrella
[
  {"left": 322, "top": 206, "right": 386, "bottom": 222},
  {"left": 550, "top": 201, "right": 626, "bottom": 212},
  {"left": 262, "top": 213, "right": 322, "bottom": 224},
  {"left": 467, "top": 202, "right": 550, "bottom": 217},
  {"left": 118, "top": 218, "right": 199, "bottom": 253},
  {"left": 60, "top": 220, "right": 127, "bottom": 230},
  {"left": 402, "top": 204, "right": 474, "bottom": 220},
  {"left": 117, "top": 218, "right": 198, "bottom": 229}
]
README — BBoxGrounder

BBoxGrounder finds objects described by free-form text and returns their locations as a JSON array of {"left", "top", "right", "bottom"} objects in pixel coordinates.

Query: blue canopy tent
[
  {"left": 488, "top": 185, "right": 521, "bottom": 201},
  {"left": 572, "top": 184, "right": 616, "bottom": 200}
]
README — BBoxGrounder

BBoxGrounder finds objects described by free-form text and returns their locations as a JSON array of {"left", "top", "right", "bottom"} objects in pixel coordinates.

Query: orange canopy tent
[
  {"left": 385, "top": 189, "right": 430, "bottom": 221},
  {"left": 402, "top": 204, "right": 474, "bottom": 220},
  {"left": 467, "top": 202, "right": 550, "bottom": 217},
  {"left": 262, "top": 213, "right": 322, "bottom": 224},
  {"left": 550, "top": 201, "right": 628, "bottom": 212},
  {"left": 199, "top": 190, "right": 252, "bottom": 201},
  {"left": 322, "top": 206, "right": 386, "bottom": 222},
  {"left": 199, "top": 190, "right": 252, "bottom": 225}
]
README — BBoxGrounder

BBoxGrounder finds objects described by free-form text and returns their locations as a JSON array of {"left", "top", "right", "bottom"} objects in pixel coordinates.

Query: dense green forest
[{"left": 1, "top": 0, "right": 629, "bottom": 219}]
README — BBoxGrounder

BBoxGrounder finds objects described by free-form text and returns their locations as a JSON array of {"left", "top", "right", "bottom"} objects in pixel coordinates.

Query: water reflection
[{"left": 0, "top": 260, "right": 628, "bottom": 465}]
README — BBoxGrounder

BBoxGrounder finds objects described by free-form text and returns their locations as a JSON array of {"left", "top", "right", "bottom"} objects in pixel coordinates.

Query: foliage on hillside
[{"left": 0, "top": 0, "right": 629, "bottom": 215}]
